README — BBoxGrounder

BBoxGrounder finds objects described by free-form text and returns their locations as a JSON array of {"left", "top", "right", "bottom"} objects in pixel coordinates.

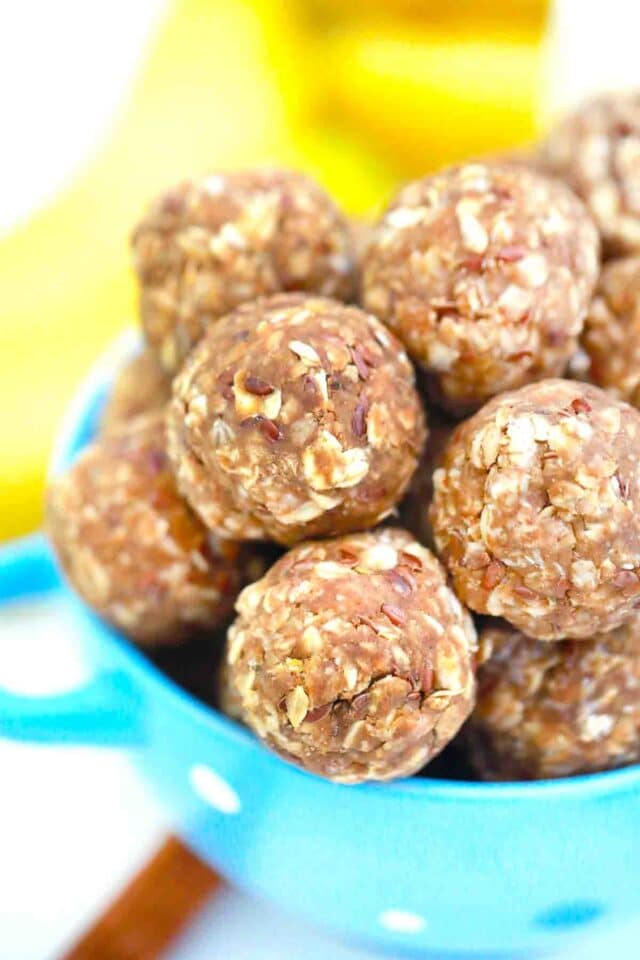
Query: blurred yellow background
[{"left": 0, "top": 0, "right": 548, "bottom": 540}]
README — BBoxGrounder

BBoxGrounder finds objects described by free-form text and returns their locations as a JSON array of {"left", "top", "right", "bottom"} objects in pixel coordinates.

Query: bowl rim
[{"left": 52, "top": 328, "right": 640, "bottom": 803}]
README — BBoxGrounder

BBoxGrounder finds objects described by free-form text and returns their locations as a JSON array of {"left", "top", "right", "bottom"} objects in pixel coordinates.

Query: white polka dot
[
  {"left": 379, "top": 909, "right": 427, "bottom": 934},
  {"left": 189, "top": 763, "right": 241, "bottom": 814}
]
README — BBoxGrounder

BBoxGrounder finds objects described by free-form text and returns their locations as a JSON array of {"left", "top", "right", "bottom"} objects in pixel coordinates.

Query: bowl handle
[{"left": 0, "top": 535, "right": 145, "bottom": 746}]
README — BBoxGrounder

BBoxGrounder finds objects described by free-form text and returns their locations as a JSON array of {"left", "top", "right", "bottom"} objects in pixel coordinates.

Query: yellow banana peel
[
  {"left": 302, "top": 0, "right": 548, "bottom": 37},
  {"left": 324, "top": 28, "right": 543, "bottom": 178}
]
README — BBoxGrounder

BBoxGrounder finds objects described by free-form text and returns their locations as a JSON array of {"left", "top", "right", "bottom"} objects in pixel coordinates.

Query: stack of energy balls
[{"left": 48, "top": 93, "right": 640, "bottom": 785}]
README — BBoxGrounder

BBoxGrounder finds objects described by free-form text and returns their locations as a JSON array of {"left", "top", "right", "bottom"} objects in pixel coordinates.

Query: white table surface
[{"left": 1, "top": 592, "right": 639, "bottom": 960}]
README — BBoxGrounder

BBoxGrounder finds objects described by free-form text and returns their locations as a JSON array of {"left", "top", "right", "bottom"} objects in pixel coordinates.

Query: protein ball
[
  {"left": 226, "top": 528, "right": 477, "bottom": 784},
  {"left": 132, "top": 169, "right": 356, "bottom": 372},
  {"left": 582, "top": 257, "right": 640, "bottom": 406},
  {"left": 100, "top": 349, "right": 171, "bottom": 435},
  {"left": 362, "top": 163, "right": 599, "bottom": 415},
  {"left": 541, "top": 91, "right": 640, "bottom": 256},
  {"left": 429, "top": 379, "right": 640, "bottom": 640},
  {"left": 468, "top": 620, "right": 640, "bottom": 780},
  {"left": 167, "top": 293, "right": 426, "bottom": 545},
  {"left": 47, "top": 410, "right": 262, "bottom": 645}
]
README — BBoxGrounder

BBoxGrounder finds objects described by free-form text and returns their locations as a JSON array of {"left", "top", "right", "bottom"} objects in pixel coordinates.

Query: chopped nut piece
[
  {"left": 456, "top": 202, "right": 488, "bottom": 254},
  {"left": 288, "top": 340, "right": 321, "bottom": 365},
  {"left": 285, "top": 686, "right": 310, "bottom": 728},
  {"left": 358, "top": 542, "right": 398, "bottom": 572},
  {"left": 302, "top": 431, "right": 369, "bottom": 491}
]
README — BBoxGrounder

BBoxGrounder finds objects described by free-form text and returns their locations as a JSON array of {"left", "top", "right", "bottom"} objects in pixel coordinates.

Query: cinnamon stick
[{"left": 60, "top": 836, "right": 221, "bottom": 960}]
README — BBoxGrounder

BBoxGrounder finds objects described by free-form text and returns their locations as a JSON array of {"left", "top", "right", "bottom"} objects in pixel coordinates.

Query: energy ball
[
  {"left": 226, "top": 528, "right": 477, "bottom": 784},
  {"left": 100, "top": 349, "right": 171, "bottom": 435},
  {"left": 541, "top": 91, "right": 640, "bottom": 256},
  {"left": 167, "top": 293, "right": 426, "bottom": 545},
  {"left": 468, "top": 620, "right": 640, "bottom": 780},
  {"left": 582, "top": 256, "right": 640, "bottom": 406},
  {"left": 429, "top": 379, "right": 640, "bottom": 640},
  {"left": 362, "top": 163, "right": 599, "bottom": 415},
  {"left": 132, "top": 169, "right": 356, "bottom": 372},
  {"left": 47, "top": 411, "right": 263, "bottom": 645}
]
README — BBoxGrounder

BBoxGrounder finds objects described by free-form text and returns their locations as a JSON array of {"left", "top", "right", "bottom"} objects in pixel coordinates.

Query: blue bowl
[{"left": 2, "top": 334, "right": 639, "bottom": 957}]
